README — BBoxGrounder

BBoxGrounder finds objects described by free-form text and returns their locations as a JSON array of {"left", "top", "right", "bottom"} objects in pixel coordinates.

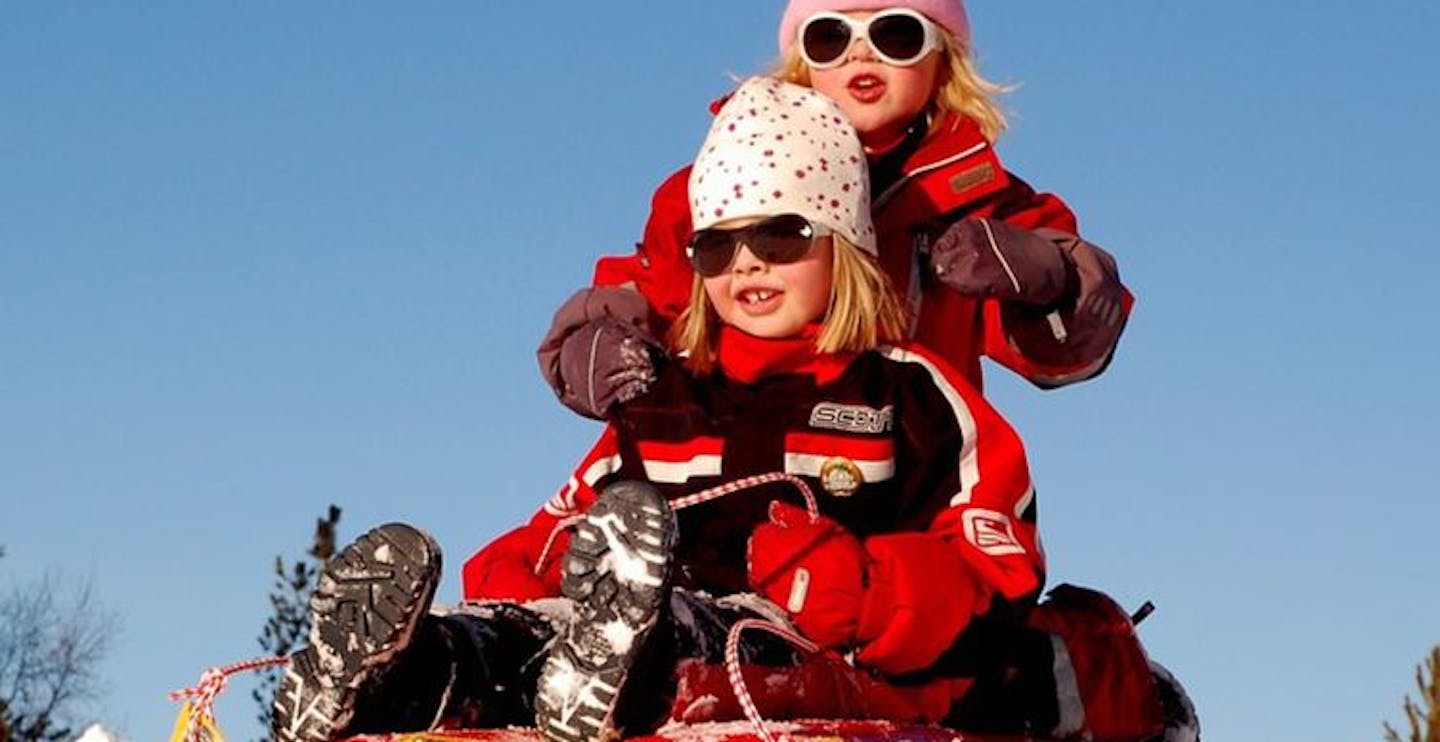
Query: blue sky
[{"left": 3, "top": 3, "right": 1438, "bottom": 741}]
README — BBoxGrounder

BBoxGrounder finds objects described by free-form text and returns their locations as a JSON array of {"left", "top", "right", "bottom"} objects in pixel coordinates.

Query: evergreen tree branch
[
  {"left": 252, "top": 506, "right": 342, "bottom": 740},
  {"left": 1385, "top": 644, "right": 1440, "bottom": 742}
]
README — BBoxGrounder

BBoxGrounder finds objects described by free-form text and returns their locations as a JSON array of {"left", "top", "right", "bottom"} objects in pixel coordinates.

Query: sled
[
  {"left": 168, "top": 657, "right": 1033, "bottom": 742},
  {"left": 338, "top": 720, "right": 1028, "bottom": 742}
]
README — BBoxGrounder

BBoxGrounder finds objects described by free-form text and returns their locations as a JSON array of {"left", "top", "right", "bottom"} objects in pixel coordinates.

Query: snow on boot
[
  {"left": 535, "top": 481, "right": 677, "bottom": 742},
  {"left": 272, "top": 522, "right": 442, "bottom": 742}
]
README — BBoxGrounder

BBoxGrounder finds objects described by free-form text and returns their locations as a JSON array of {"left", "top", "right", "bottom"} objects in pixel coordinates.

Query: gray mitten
[
  {"left": 538, "top": 287, "right": 661, "bottom": 420},
  {"left": 555, "top": 317, "right": 658, "bottom": 419},
  {"left": 930, "top": 219, "right": 1075, "bottom": 308}
]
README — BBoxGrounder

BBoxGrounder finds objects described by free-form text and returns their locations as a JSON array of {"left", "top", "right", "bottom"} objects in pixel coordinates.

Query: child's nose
[
  {"left": 732, "top": 243, "right": 768, "bottom": 274},
  {"left": 848, "top": 37, "right": 877, "bottom": 63}
]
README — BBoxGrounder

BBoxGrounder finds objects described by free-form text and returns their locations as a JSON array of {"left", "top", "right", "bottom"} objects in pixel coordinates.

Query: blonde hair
[
  {"left": 670, "top": 236, "right": 908, "bottom": 374},
  {"left": 771, "top": 30, "right": 1011, "bottom": 142}
]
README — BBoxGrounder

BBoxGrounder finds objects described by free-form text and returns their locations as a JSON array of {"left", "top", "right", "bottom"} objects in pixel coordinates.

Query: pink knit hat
[
  {"left": 689, "top": 77, "right": 876, "bottom": 255},
  {"left": 777, "top": 0, "right": 970, "bottom": 56}
]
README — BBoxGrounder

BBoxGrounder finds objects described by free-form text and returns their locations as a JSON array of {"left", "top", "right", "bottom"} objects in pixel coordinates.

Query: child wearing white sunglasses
[{"left": 543, "top": 0, "right": 1132, "bottom": 423}]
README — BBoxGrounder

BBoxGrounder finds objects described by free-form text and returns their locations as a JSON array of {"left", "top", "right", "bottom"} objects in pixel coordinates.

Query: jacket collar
[
  {"left": 873, "top": 111, "right": 1009, "bottom": 212},
  {"left": 715, "top": 324, "right": 854, "bottom": 385},
  {"left": 867, "top": 114, "right": 930, "bottom": 196}
]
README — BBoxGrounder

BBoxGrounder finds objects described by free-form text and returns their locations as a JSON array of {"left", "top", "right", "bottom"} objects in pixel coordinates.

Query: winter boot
[
  {"left": 535, "top": 481, "right": 678, "bottom": 742},
  {"left": 272, "top": 522, "right": 443, "bottom": 742}
]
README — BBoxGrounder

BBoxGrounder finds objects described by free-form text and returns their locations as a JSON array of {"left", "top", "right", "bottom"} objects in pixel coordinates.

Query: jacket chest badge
[
  {"left": 809, "top": 402, "right": 892, "bottom": 433},
  {"left": 820, "top": 456, "right": 864, "bottom": 497},
  {"left": 948, "top": 161, "right": 996, "bottom": 196}
]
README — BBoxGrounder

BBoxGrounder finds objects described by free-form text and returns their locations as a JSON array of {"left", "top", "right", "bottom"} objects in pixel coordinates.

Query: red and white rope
[
  {"left": 671, "top": 472, "right": 819, "bottom": 522},
  {"left": 724, "top": 618, "right": 823, "bottom": 742},
  {"left": 684, "top": 475, "right": 823, "bottom": 742},
  {"left": 535, "top": 472, "right": 819, "bottom": 577},
  {"left": 168, "top": 655, "right": 290, "bottom": 742},
  {"left": 532, "top": 514, "right": 587, "bottom": 577}
]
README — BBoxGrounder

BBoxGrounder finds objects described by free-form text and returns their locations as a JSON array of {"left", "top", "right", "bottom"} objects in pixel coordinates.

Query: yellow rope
[{"left": 167, "top": 701, "right": 224, "bottom": 742}]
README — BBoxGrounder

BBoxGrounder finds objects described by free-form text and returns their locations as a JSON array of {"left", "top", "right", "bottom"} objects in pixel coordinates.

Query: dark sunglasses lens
[
  {"left": 750, "top": 215, "right": 817, "bottom": 264},
  {"left": 869, "top": 14, "right": 927, "bottom": 62},
  {"left": 801, "top": 17, "right": 853, "bottom": 64},
  {"left": 689, "top": 230, "right": 739, "bottom": 276}
]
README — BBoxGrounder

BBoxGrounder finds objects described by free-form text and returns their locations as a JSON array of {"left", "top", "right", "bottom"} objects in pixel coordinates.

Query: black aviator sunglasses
[{"left": 686, "top": 214, "right": 834, "bottom": 277}]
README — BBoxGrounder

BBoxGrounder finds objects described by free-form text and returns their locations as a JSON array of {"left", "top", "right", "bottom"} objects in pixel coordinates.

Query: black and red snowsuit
[{"left": 459, "top": 326, "right": 1165, "bottom": 737}]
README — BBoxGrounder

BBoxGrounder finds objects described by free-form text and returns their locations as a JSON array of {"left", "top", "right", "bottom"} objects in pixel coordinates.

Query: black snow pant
[
  {"left": 344, "top": 590, "right": 1065, "bottom": 737},
  {"left": 342, "top": 590, "right": 801, "bottom": 735}
]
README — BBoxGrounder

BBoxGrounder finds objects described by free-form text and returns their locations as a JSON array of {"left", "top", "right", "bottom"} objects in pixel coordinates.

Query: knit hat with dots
[{"left": 689, "top": 77, "right": 875, "bottom": 256}]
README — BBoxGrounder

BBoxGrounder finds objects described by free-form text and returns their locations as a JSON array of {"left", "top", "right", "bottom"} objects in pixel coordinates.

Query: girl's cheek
[
  {"left": 703, "top": 277, "right": 733, "bottom": 318},
  {"left": 889, "top": 62, "right": 941, "bottom": 117},
  {"left": 808, "top": 69, "right": 846, "bottom": 105}
]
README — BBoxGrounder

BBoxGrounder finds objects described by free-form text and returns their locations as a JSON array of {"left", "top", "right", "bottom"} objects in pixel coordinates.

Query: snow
[
  {"left": 678, "top": 693, "right": 721, "bottom": 721},
  {"left": 600, "top": 617, "right": 636, "bottom": 655},
  {"left": 762, "top": 671, "right": 792, "bottom": 694},
  {"left": 539, "top": 657, "right": 583, "bottom": 701},
  {"left": 73, "top": 724, "right": 120, "bottom": 742},
  {"left": 592, "top": 513, "right": 664, "bottom": 588},
  {"left": 653, "top": 719, "right": 819, "bottom": 742}
]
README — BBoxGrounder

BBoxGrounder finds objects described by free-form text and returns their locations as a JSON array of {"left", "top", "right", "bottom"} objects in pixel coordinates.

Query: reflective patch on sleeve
[{"left": 962, "top": 508, "right": 1026, "bottom": 556}]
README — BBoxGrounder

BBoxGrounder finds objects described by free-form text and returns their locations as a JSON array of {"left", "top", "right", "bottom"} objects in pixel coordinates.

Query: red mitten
[
  {"left": 854, "top": 533, "right": 986, "bottom": 675},
  {"left": 461, "top": 525, "right": 566, "bottom": 602},
  {"left": 746, "top": 501, "right": 867, "bottom": 649}
]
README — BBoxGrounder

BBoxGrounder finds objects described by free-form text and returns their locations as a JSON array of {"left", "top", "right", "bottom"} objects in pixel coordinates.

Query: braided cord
[
  {"left": 724, "top": 618, "right": 823, "bottom": 742},
  {"left": 671, "top": 472, "right": 818, "bottom": 521},
  {"left": 168, "top": 655, "right": 290, "bottom": 742}
]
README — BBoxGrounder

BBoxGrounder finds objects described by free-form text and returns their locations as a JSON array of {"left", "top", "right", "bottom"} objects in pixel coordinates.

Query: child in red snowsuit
[
  {"left": 540, "top": 0, "right": 1133, "bottom": 421},
  {"left": 272, "top": 78, "right": 1192, "bottom": 742}
]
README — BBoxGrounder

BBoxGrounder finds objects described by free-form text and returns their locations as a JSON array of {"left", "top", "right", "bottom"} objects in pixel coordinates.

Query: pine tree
[
  {"left": 1385, "top": 645, "right": 1440, "bottom": 742},
  {"left": 252, "top": 506, "right": 342, "bottom": 737}
]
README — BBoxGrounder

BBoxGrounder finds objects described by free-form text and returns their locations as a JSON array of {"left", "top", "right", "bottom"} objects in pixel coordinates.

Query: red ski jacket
[
  {"left": 590, "top": 111, "right": 1132, "bottom": 391},
  {"left": 465, "top": 328, "right": 1044, "bottom": 674}
]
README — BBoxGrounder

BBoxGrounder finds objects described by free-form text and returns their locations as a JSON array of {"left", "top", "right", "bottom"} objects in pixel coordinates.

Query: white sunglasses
[{"left": 797, "top": 8, "right": 942, "bottom": 70}]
